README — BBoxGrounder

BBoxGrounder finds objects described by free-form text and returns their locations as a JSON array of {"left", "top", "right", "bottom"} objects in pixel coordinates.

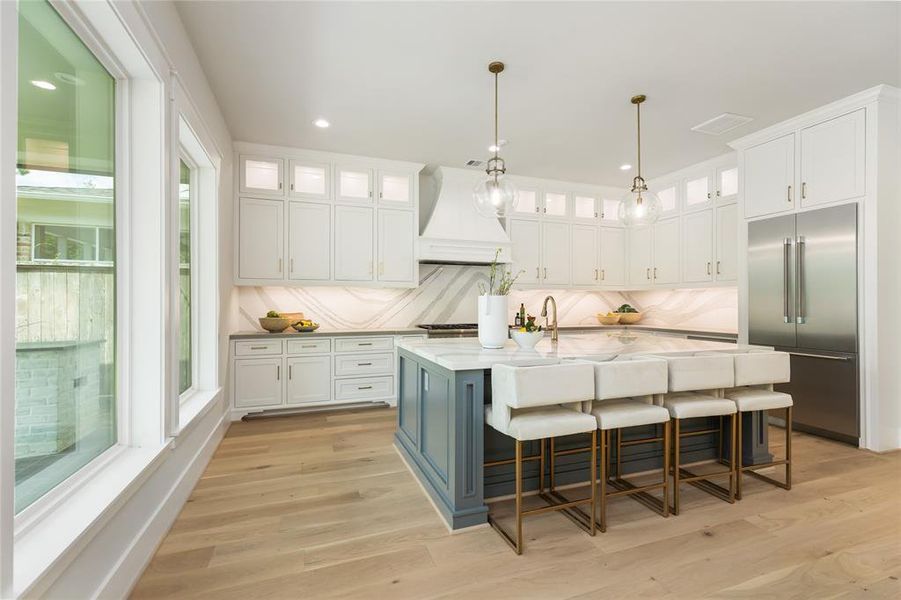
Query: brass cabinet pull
[
  {"left": 787, "top": 185, "right": 792, "bottom": 202},
  {"left": 536, "top": 267, "right": 540, "bottom": 279},
  {"left": 250, "top": 346, "right": 267, "bottom": 350},
  {"left": 653, "top": 267, "right": 657, "bottom": 280},
  {"left": 278, "top": 181, "right": 283, "bottom": 190},
  {"left": 594, "top": 268, "right": 598, "bottom": 280},
  {"left": 706, "top": 262, "right": 711, "bottom": 275},
  {"left": 290, "top": 258, "right": 294, "bottom": 273},
  {"left": 707, "top": 192, "right": 711, "bottom": 199},
  {"left": 301, "top": 344, "right": 316, "bottom": 348},
  {"left": 601, "top": 269, "right": 605, "bottom": 281},
  {"left": 717, "top": 261, "right": 721, "bottom": 275},
  {"left": 801, "top": 182, "right": 807, "bottom": 200},
  {"left": 544, "top": 267, "right": 547, "bottom": 279},
  {"left": 278, "top": 258, "right": 283, "bottom": 273},
  {"left": 358, "top": 362, "right": 372, "bottom": 366},
  {"left": 646, "top": 268, "right": 650, "bottom": 280},
  {"left": 716, "top": 190, "right": 721, "bottom": 197},
  {"left": 358, "top": 385, "right": 373, "bottom": 390},
  {"left": 290, "top": 183, "right": 294, "bottom": 191},
  {"left": 276, "top": 365, "right": 280, "bottom": 380},
  {"left": 289, "top": 365, "right": 293, "bottom": 379},
  {"left": 358, "top": 342, "right": 373, "bottom": 346}
]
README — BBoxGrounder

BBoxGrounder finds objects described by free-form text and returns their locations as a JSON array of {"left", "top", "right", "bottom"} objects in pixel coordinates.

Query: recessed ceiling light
[
  {"left": 488, "top": 139, "right": 508, "bottom": 153},
  {"left": 619, "top": 164, "right": 632, "bottom": 171},
  {"left": 31, "top": 80, "right": 56, "bottom": 91},
  {"left": 313, "top": 118, "right": 330, "bottom": 128}
]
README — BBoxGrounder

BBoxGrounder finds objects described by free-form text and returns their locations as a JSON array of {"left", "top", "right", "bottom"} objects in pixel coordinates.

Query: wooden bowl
[
  {"left": 596, "top": 313, "right": 621, "bottom": 325},
  {"left": 258, "top": 317, "right": 292, "bottom": 333},
  {"left": 280, "top": 312, "right": 305, "bottom": 325},
  {"left": 617, "top": 312, "right": 643, "bottom": 324}
]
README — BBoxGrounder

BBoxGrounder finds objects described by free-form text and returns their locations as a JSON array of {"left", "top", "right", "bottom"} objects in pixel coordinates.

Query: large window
[
  {"left": 14, "top": 0, "right": 116, "bottom": 512},
  {"left": 178, "top": 159, "right": 192, "bottom": 395}
]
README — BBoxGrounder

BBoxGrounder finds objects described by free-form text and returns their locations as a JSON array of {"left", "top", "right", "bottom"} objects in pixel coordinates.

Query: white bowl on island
[{"left": 511, "top": 329, "right": 544, "bottom": 349}]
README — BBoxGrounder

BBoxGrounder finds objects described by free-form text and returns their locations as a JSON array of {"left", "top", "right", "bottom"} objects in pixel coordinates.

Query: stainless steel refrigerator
[{"left": 748, "top": 203, "right": 859, "bottom": 444}]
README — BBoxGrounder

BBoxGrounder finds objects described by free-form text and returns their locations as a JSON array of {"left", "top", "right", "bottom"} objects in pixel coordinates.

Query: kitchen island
[{"left": 395, "top": 332, "right": 773, "bottom": 529}]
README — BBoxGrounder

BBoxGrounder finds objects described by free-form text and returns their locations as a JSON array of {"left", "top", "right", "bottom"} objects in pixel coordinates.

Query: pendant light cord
[
  {"left": 494, "top": 71, "right": 499, "bottom": 161},
  {"left": 636, "top": 100, "right": 641, "bottom": 180}
]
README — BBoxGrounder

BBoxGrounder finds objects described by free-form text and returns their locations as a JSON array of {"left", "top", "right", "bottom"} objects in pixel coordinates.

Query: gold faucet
[{"left": 541, "top": 295, "right": 558, "bottom": 343}]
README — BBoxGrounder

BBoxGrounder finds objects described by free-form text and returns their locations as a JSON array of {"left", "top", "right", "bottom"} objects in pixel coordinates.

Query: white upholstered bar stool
[
  {"left": 724, "top": 351, "right": 793, "bottom": 499},
  {"left": 656, "top": 354, "right": 738, "bottom": 514},
  {"left": 485, "top": 363, "right": 599, "bottom": 554},
  {"left": 585, "top": 358, "right": 671, "bottom": 532}
]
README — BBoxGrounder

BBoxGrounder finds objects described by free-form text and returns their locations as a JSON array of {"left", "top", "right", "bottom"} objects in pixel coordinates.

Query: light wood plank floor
[{"left": 131, "top": 407, "right": 901, "bottom": 599}]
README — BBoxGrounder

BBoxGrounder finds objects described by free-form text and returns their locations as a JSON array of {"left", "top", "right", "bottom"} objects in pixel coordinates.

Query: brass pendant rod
[
  {"left": 636, "top": 100, "right": 641, "bottom": 180},
  {"left": 494, "top": 70, "right": 499, "bottom": 161}
]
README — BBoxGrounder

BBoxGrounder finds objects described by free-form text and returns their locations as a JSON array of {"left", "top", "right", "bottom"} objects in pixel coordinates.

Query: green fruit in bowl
[{"left": 266, "top": 310, "right": 281, "bottom": 318}]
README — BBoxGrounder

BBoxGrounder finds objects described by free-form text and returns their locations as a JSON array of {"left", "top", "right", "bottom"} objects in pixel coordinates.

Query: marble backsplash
[{"left": 236, "top": 264, "right": 738, "bottom": 333}]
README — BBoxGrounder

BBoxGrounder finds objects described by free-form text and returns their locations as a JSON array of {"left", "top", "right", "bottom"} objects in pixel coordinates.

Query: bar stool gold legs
[
  {"left": 735, "top": 407, "right": 793, "bottom": 500},
  {"left": 487, "top": 432, "right": 598, "bottom": 555},
  {"left": 597, "top": 423, "right": 671, "bottom": 532},
  {"left": 671, "top": 414, "right": 737, "bottom": 515}
]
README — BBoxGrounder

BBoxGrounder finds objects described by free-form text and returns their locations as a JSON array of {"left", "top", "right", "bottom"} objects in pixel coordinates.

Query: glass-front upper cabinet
[
  {"left": 512, "top": 187, "right": 540, "bottom": 217},
  {"left": 377, "top": 171, "right": 413, "bottom": 206},
  {"left": 573, "top": 194, "right": 599, "bottom": 221},
  {"left": 716, "top": 166, "right": 738, "bottom": 201},
  {"left": 684, "top": 174, "right": 711, "bottom": 209},
  {"left": 599, "top": 197, "right": 622, "bottom": 225},
  {"left": 240, "top": 155, "right": 284, "bottom": 196},
  {"left": 289, "top": 160, "right": 329, "bottom": 201},
  {"left": 543, "top": 191, "right": 568, "bottom": 218},
  {"left": 656, "top": 184, "right": 678, "bottom": 215},
  {"left": 336, "top": 166, "right": 373, "bottom": 203}
]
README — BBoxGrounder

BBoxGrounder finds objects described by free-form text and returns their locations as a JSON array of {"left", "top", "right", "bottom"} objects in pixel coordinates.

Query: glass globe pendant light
[
  {"left": 618, "top": 94, "right": 662, "bottom": 227},
  {"left": 473, "top": 61, "right": 517, "bottom": 219}
]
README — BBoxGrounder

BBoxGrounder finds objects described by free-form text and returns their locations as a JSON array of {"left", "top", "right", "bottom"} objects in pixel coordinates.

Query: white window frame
[
  {"left": 7, "top": 0, "right": 174, "bottom": 595},
  {"left": 175, "top": 150, "right": 200, "bottom": 402},
  {"left": 29, "top": 222, "right": 115, "bottom": 265}
]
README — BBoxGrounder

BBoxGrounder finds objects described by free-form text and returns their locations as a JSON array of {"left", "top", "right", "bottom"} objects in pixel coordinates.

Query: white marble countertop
[
  {"left": 230, "top": 327, "right": 425, "bottom": 339},
  {"left": 397, "top": 332, "right": 762, "bottom": 371}
]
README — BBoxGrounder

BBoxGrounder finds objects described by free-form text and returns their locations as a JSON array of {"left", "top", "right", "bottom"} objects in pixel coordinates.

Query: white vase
[{"left": 477, "top": 295, "right": 509, "bottom": 349}]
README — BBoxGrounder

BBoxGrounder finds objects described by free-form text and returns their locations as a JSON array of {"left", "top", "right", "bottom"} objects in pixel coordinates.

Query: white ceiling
[{"left": 175, "top": 1, "right": 900, "bottom": 185}]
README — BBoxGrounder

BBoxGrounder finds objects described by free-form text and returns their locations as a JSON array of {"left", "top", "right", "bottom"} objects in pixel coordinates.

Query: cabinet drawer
[
  {"left": 334, "top": 376, "right": 394, "bottom": 401},
  {"left": 235, "top": 339, "right": 283, "bottom": 356},
  {"left": 334, "top": 352, "right": 394, "bottom": 377},
  {"left": 334, "top": 336, "right": 394, "bottom": 353},
  {"left": 286, "top": 338, "right": 331, "bottom": 355}
]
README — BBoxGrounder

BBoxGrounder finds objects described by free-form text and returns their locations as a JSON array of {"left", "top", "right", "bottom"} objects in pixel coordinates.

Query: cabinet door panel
[
  {"left": 286, "top": 355, "right": 331, "bottom": 404},
  {"left": 378, "top": 171, "right": 413, "bottom": 205},
  {"left": 716, "top": 166, "right": 738, "bottom": 201},
  {"left": 573, "top": 194, "right": 598, "bottom": 221},
  {"left": 599, "top": 227, "right": 626, "bottom": 286},
  {"left": 653, "top": 218, "right": 681, "bottom": 285},
  {"left": 288, "top": 202, "right": 330, "bottom": 280},
  {"left": 513, "top": 188, "right": 540, "bottom": 217},
  {"left": 628, "top": 226, "right": 653, "bottom": 285},
  {"left": 800, "top": 109, "right": 865, "bottom": 208},
  {"left": 509, "top": 219, "right": 541, "bottom": 285},
  {"left": 234, "top": 358, "right": 283, "bottom": 408},
  {"left": 682, "top": 210, "right": 713, "bottom": 283},
  {"left": 571, "top": 225, "right": 599, "bottom": 285},
  {"left": 289, "top": 161, "right": 329, "bottom": 200},
  {"left": 543, "top": 192, "right": 569, "bottom": 219},
  {"left": 684, "top": 175, "right": 711, "bottom": 209},
  {"left": 240, "top": 156, "right": 283, "bottom": 195},
  {"left": 378, "top": 209, "right": 415, "bottom": 283},
  {"left": 334, "top": 205, "right": 374, "bottom": 281},
  {"left": 239, "top": 197, "right": 283, "bottom": 280},
  {"left": 744, "top": 133, "right": 795, "bottom": 218},
  {"left": 541, "top": 222, "right": 571, "bottom": 285},
  {"left": 716, "top": 203, "right": 738, "bottom": 281},
  {"left": 336, "top": 166, "right": 373, "bottom": 202}
]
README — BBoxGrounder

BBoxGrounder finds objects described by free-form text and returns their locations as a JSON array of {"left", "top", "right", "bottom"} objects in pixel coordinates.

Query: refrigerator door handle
[
  {"left": 796, "top": 235, "right": 806, "bottom": 324},
  {"left": 783, "top": 237, "right": 792, "bottom": 323}
]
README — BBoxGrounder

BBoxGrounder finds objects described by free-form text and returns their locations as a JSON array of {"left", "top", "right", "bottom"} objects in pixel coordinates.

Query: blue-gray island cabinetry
[{"left": 394, "top": 334, "right": 774, "bottom": 530}]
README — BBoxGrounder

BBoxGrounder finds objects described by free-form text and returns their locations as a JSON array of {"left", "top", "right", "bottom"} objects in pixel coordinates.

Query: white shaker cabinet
[
  {"left": 628, "top": 226, "right": 653, "bottom": 285},
  {"left": 288, "top": 202, "right": 331, "bottom": 281},
  {"left": 234, "top": 358, "right": 283, "bottom": 409},
  {"left": 799, "top": 109, "right": 866, "bottom": 208},
  {"left": 288, "top": 160, "right": 329, "bottom": 201},
  {"left": 240, "top": 155, "right": 284, "bottom": 196},
  {"left": 599, "top": 227, "right": 626, "bottom": 286},
  {"left": 509, "top": 218, "right": 542, "bottom": 284},
  {"left": 238, "top": 197, "right": 284, "bottom": 280},
  {"left": 573, "top": 194, "right": 599, "bottom": 221},
  {"left": 336, "top": 166, "right": 373, "bottom": 203},
  {"left": 378, "top": 209, "right": 415, "bottom": 283},
  {"left": 541, "top": 222, "right": 571, "bottom": 285},
  {"left": 286, "top": 355, "right": 332, "bottom": 404},
  {"left": 744, "top": 133, "right": 795, "bottom": 218},
  {"left": 681, "top": 210, "right": 714, "bottom": 283},
  {"left": 377, "top": 171, "right": 414, "bottom": 206},
  {"left": 652, "top": 218, "right": 681, "bottom": 285},
  {"left": 715, "top": 203, "right": 738, "bottom": 281},
  {"left": 571, "top": 225, "right": 600, "bottom": 285},
  {"left": 334, "top": 205, "right": 374, "bottom": 281}
]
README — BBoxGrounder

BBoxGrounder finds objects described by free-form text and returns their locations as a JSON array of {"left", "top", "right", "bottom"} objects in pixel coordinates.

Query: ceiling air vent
[
  {"left": 465, "top": 159, "right": 484, "bottom": 168},
  {"left": 691, "top": 113, "right": 754, "bottom": 136}
]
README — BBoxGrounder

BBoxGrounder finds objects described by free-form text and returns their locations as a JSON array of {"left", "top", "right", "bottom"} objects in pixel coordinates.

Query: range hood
[{"left": 418, "top": 166, "right": 512, "bottom": 264}]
